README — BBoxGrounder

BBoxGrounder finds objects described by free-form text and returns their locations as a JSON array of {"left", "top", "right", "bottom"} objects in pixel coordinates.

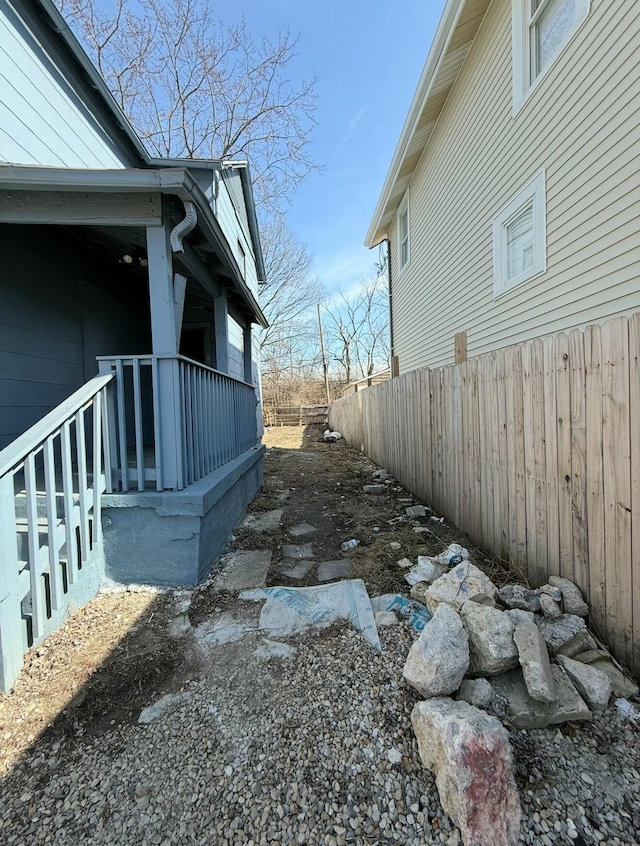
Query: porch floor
[{"left": 1, "top": 425, "right": 638, "bottom": 845}]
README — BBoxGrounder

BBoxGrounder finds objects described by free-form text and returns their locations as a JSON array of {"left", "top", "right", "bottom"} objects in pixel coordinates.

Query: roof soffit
[{"left": 365, "top": 0, "right": 492, "bottom": 247}]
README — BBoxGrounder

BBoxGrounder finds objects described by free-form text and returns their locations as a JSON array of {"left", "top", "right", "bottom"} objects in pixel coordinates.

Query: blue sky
[{"left": 220, "top": 1, "right": 447, "bottom": 295}]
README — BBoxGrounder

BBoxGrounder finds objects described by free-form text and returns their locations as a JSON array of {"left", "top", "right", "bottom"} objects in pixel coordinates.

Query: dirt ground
[
  {"left": 1, "top": 424, "right": 638, "bottom": 846},
  {"left": 0, "top": 423, "right": 504, "bottom": 777}
]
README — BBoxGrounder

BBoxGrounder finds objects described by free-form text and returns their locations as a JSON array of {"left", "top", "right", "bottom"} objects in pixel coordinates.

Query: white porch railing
[
  {"left": 0, "top": 374, "right": 113, "bottom": 691},
  {"left": 97, "top": 355, "right": 258, "bottom": 492}
]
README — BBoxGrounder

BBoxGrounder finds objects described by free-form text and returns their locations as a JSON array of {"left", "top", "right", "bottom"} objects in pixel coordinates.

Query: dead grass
[
  {"left": 263, "top": 426, "right": 305, "bottom": 449},
  {"left": 0, "top": 592, "right": 157, "bottom": 776}
]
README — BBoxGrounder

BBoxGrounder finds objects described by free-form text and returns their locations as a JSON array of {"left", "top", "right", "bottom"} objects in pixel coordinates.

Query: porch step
[
  {"left": 15, "top": 517, "right": 68, "bottom": 572},
  {"left": 14, "top": 489, "right": 82, "bottom": 521}
]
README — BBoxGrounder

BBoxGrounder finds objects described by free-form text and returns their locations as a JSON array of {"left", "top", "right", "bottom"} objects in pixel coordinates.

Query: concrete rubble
[
  {"left": 412, "top": 699, "right": 522, "bottom": 846},
  {"left": 402, "top": 603, "right": 469, "bottom": 697},
  {"left": 423, "top": 561, "right": 496, "bottom": 614},
  {"left": 398, "top": 546, "right": 638, "bottom": 845}
]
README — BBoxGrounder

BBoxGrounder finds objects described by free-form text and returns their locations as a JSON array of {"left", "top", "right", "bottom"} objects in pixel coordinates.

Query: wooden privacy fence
[
  {"left": 263, "top": 405, "right": 329, "bottom": 427},
  {"left": 330, "top": 313, "right": 640, "bottom": 677}
]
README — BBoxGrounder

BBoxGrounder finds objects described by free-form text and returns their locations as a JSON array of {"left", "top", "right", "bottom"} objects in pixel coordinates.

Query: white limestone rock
[
  {"left": 504, "top": 608, "right": 535, "bottom": 627},
  {"left": 490, "top": 666, "right": 591, "bottom": 729},
  {"left": 548, "top": 576, "right": 589, "bottom": 616},
  {"left": 539, "top": 593, "right": 563, "bottom": 618},
  {"left": 536, "top": 614, "right": 587, "bottom": 655},
  {"left": 549, "top": 665, "right": 592, "bottom": 724},
  {"left": 497, "top": 584, "right": 541, "bottom": 613},
  {"left": 402, "top": 603, "right": 469, "bottom": 698},
  {"left": 424, "top": 562, "right": 496, "bottom": 615},
  {"left": 513, "top": 622, "right": 556, "bottom": 704},
  {"left": 457, "top": 678, "right": 495, "bottom": 709},
  {"left": 461, "top": 601, "right": 519, "bottom": 676},
  {"left": 557, "top": 655, "right": 612, "bottom": 710},
  {"left": 412, "top": 698, "right": 522, "bottom": 846}
]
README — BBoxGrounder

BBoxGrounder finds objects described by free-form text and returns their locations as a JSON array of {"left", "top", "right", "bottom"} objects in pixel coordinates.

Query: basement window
[{"left": 493, "top": 171, "right": 546, "bottom": 297}]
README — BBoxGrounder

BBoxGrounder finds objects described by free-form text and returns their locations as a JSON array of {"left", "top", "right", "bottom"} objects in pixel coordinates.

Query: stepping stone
[
  {"left": 274, "top": 560, "right": 315, "bottom": 580},
  {"left": 253, "top": 639, "right": 297, "bottom": 660},
  {"left": 288, "top": 522, "right": 318, "bottom": 537},
  {"left": 317, "top": 559, "right": 352, "bottom": 581},
  {"left": 212, "top": 550, "right": 272, "bottom": 590},
  {"left": 242, "top": 509, "right": 283, "bottom": 533},
  {"left": 282, "top": 543, "right": 314, "bottom": 560}
]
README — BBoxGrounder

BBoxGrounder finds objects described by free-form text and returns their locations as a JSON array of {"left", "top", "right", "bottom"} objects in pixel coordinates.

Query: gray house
[{"left": 0, "top": 0, "right": 268, "bottom": 690}]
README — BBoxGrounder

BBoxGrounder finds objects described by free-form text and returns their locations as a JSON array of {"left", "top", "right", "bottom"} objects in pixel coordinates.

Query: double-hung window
[
  {"left": 398, "top": 193, "right": 410, "bottom": 273},
  {"left": 513, "top": 0, "right": 590, "bottom": 111},
  {"left": 493, "top": 171, "right": 546, "bottom": 297}
]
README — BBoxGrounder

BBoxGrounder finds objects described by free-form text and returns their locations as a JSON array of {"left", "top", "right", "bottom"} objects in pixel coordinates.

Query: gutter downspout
[
  {"left": 170, "top": 200, "right": 198, "bottom": 253},
  {"left": 384, "top": 238, "right": 395, "bottom": 373}
]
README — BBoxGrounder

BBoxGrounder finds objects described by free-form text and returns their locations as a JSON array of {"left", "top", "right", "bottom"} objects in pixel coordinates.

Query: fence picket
[
  {"left": 556, "top": 332, "right": 573, "bottom": 581},
  {"left": 602, "top": 318, "right": 633, "bottom": 667},
  {"left": 328, "top": 313, "right": 640, "bottom": 676},
  {"left": 585, "top": 324, "right": 605, "bottom": 635},
  {"left": 629, "top": 313, "right": 640, "bottom": 675},
  {"left": 543, "top": 336, "right": 560, "bottom": 578}
]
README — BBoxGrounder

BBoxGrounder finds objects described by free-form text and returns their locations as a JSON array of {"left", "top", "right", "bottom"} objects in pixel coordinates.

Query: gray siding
[
  {"left": 389, "top": 0, "right": 640, "bottom": 372},
  {"left": 0, "top": 225, "right": 149, "bottom": 448},
  {"left": 0, "top": 0, "right": 134, "bottom": 168}
]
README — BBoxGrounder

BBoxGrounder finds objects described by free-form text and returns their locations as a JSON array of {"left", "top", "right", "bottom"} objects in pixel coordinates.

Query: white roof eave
[{"left": 364, "top": 0, "right": 469, "bottom": 248}]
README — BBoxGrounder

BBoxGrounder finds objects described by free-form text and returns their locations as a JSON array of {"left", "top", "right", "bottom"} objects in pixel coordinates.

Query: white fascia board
[{"left": 364, "top": 0, "right": 467, "bottom": 248}]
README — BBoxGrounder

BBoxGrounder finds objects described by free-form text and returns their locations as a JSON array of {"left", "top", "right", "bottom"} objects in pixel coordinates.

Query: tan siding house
[{"left": 368, "top": 0, "right": 640, "bottom": 372}]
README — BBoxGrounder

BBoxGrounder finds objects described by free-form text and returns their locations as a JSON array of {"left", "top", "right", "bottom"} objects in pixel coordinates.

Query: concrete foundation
[{"left": 101, "top": 445, "right": 265, "bottom": 586}]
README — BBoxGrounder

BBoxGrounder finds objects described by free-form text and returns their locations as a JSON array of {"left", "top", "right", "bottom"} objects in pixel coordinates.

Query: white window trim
[
  {"left": 493, "top": 170, "right": 546, "bottom": 298},
  {"left": 512, "top": 0, "right": 590, "bottom": 115},
  {"left": 397, "top": 190, "right": 410, "bottom": 276}
]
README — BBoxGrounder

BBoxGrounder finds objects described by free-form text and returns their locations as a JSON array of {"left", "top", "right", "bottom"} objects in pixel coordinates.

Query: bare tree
[
  {"left": 258, "top": 216, "right": 323, "bottom": 352},
  {"left": 323, "top": 277, "right": 390, "bottom": 384},
  {"left": 56, "top": 0, "right": 317, "bottom": 212}
]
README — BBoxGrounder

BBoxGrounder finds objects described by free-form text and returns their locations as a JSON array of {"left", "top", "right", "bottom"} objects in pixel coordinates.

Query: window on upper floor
[
  {"left": 493, "top": 170, "right": 546, "bottom": 297},
  {"left": 512, "top": 0, "right": 590, "bottom": 112},
  {"left": 398, "top": 193, "right": 410, "bottom": 273}
]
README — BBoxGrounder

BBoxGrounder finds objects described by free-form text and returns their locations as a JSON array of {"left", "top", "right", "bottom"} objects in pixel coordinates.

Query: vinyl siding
[
  {"left": 389, "top": 0, "right": 640, "bottom": 372},
  {"left": 216, "top": 172, "right": 259, "bottom": 297},
  {"left": 0, "top": 0, "right": 130, "bottom": 168}
]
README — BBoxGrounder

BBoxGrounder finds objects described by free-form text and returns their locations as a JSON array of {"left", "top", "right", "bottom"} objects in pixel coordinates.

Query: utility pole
[{"left": 317, "top": 303, "right": 331, "bottom": 407}]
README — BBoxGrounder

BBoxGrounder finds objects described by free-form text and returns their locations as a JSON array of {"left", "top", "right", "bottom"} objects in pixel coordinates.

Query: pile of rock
[{"left": 400, "top": 557, "right": 639, "bottom": 846}]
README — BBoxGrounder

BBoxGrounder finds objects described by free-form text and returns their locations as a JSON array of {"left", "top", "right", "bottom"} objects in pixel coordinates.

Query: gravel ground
[{"left": 1, "top": 427, "right": 639, "bottom": 845}]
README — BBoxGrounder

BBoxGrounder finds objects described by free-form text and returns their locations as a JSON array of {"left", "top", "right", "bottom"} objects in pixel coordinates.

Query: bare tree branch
[{"left": 55, "top": 0, "right": 318, "bottom": 214}]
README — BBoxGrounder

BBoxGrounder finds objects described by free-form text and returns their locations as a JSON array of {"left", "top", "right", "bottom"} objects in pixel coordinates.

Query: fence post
[{"left": 0, "top": 475, "right": 25, "bottom": 692}]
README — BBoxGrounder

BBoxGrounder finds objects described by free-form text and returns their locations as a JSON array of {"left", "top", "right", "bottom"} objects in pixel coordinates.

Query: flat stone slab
[
  {"left": 282, "top": 543, "right": 314, "bottom": 560},
  {"left": 275, "top": 560, "right": 315, "bottom": 580},
  {"left": 317, "top": 560, "right": 353, "bottom": 581},
  {"left": 242, "top": 509, "right": 283, "bottom": 533},
  {"left": 212, "top": 550, "right": 272, "bottom": 590},
  {"left": 138, "top": 692, "right": 191, "bottom": 724},
  {"left": 253, "top": 639, "right": 297, "bottom": 660},
  {"left": 288, "top": 522, "right": 318, "bottom": 538}
]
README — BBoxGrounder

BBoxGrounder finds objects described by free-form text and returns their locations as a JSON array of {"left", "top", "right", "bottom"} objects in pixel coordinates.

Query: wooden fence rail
[{"left": 330, "top": 313, "right": 640, "bottom": 677}]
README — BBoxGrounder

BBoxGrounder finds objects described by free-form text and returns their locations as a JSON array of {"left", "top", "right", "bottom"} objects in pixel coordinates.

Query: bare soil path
[{"left": 0, "top": 425, "right": 638, "bottom": 846}]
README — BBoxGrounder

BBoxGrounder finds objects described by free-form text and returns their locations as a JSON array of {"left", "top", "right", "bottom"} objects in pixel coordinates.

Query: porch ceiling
[{"left": 0, "top": 165, "right": 268, "bottom": 328}]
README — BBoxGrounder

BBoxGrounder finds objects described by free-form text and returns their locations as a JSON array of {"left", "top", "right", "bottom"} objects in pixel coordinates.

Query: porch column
[
  {"left": 147, "top": 223, "right": 185, "bottom": 490},
  {"left": 243, "top": 322, "right": 253, "bottom": 385},
  {"left": 213, "top": 294, "right": 229, "bottom": 374}
]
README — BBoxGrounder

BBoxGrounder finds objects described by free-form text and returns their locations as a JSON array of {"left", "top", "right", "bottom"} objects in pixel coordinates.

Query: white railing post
[
  {"left": 147, "top": 224, "right": 186, "bottom": 490},
  {"left": 0, "top": 475, "right": 25, "bottom": 692},
  {"left": 98, "top": 360, "right": 119, "bottom": 492}
]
